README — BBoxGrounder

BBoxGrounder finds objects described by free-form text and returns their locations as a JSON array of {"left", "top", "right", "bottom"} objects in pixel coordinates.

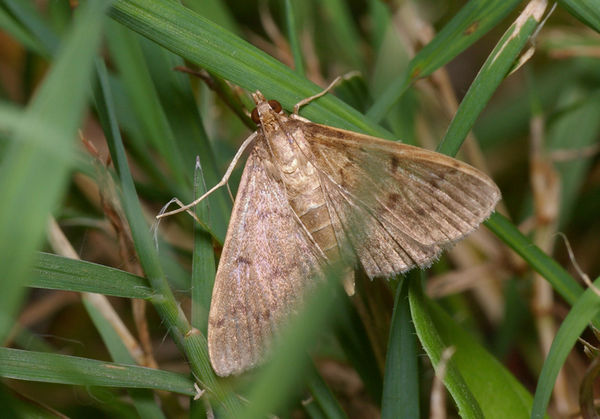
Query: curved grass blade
[
  {"left": 31, "top": 252, "right": 153, "bottom": 298},
  {"left": 410, "top": 278, "right": 534, "bottom": 418},
  {"left": 191, "top": 159, "right": 215, "bottom": 335},
  {"left": 559, "top": 0, "right": 600, "bottom": 33},
  {"left": 93, "top": 60, "right": 240, "bottom": 414},
  {"left": 531, "top": 276, "right": 600, "bottom": 418},
  {"left": 382, "top": 278, "right": 419, "bottom": 419},
  {"left": 108, "top": 0, "right": 390, "bottom": 138},
  {"left": 484, "top": 213, "right": 600, "bottom": 330},
  {"left": 408, "top": 277, "right": 484, "bottom": 418},
  {"left": 0, "top": 0, "right": 109, "bottom": 342},
  {"left": 437, "top": 1, "right": 548, "bottom": 157},
  {"left": 0, "top": 348, "right": 195, "bottom": 396},
  {"left": 367, "top": 0, "right": 522, "bottom": 122}
]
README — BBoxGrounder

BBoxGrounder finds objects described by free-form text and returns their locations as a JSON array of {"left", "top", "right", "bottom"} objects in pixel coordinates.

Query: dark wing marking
[{"left": 297, "top": 120, "right": 500, "bottom": 278}]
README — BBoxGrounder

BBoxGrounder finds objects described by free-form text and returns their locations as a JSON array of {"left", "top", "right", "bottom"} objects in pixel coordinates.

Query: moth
[{"left": 158, "top": 86, "right": 501, "bottom": 377}]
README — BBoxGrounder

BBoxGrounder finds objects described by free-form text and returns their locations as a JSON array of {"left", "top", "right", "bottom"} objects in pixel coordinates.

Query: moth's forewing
[
  {"left": 207, "top": 137, "right": 325, "bottom": 377},
  {"left": 293, "top": 118, "right": 501, "bottom": 278}
]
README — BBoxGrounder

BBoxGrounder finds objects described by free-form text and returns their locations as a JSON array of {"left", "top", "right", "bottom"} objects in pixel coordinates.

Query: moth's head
[{"left": 251, "top": 91, "right": 283, "bottom": 124}]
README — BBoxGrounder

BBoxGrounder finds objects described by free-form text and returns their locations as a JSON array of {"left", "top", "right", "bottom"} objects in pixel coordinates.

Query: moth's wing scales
[
  {"left": 208, "top": 137, "right": 324, "bottom": 376},
  {"left": 297, "top": 120, "right": 501, "bottom": 278}
]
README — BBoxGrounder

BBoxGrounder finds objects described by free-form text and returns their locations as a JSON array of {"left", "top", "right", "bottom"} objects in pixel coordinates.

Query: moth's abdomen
[{"left": 290, "top": 184, "right": 340, "bottom": 261}]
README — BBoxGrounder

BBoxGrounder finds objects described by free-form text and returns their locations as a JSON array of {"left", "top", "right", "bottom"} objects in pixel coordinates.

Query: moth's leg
[
  {"left": 226, "top": 183, "right": 234, "bottom": 204},
  {"left": 293, "top": 71, "right": 361, "bottom": 115},
  {"left": 157, "top": 197, "right": 202, "bottom": 224},
  {"left": 156, "top": 132, "right": 258, "bottom": 219}
]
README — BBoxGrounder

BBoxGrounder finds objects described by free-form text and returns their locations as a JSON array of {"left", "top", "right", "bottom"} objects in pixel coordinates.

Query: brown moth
[{"left": 158, "top": 88, "right": 500, "bottom": 377}]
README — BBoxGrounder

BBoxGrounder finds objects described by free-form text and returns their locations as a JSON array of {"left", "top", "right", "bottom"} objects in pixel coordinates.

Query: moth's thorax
[{"left": 254, "top": 97, "right": 317, "bottom": 193}]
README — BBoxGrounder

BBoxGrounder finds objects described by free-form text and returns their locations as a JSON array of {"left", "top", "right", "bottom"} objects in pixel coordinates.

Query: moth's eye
[
  {"left": 268, "top": 100, "right": 282, "bottom": 113},
  {"left": 251, "top": 108, "right": 260, "bottom": 124}
]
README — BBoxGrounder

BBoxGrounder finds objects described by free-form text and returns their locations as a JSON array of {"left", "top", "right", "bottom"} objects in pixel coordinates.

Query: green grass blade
[
  {"left": 531, "top": 276, "right": 600, "bottom": 418},
  {"left": 105, "top": 20, "right": 188, "bottom": 188},
  {"left": 546, "top": 90, "right": 600, "bottom": 227},
  {"left": 93, "top": 60, "right": 240, "bottom": 414},
  {"left": 437, "top": 2, "right": 548, "bottom": 157},
  {"left": 411, "top": 277, "right": 534, "bottom": 418},
  {"left": 191, "top": 159, "right": 215, "bottom": 335},
  {"left": 1, "top": 0, "right": 59, "bottom": 54},
  {"left": 408, "top": 278, "right": 484, "bottom": 418},
  {"left": 0, "top": 348, "right": 195, "bottom": 395},
  {"left": 306, "top": 361, "right": 347, "bottom": 419},
  {"left": 243, "top": 270, "right": 342, "bottom": 418},
  {"left": 473, "top": 60, "right": 598, "bottom": 150},
  {"left": 367, "top": 0, "right": 522, "bottom": 122},
  {"left": 137, "top": 35, "right": 230, "bottom": 239},
  {"left": 0, "top": 6, "right": 47, "bottom": 56},
  {"left": 83, "top": 298, "right": 167, "bottom": 419},
  {"left": 426, "top": 297, "right": 534, "bottom": 418},
  {"left": 318, "top": 0, "right": 364, "bottom": 71},
  {"left": 94, "top": 59, "right": 186, "bottom": 330},
  {"left": 0, "top": 383, "right": 59, "bottom": 418},
  {"left": 0, "top": 0, "right": 109, "bottom": 342},
  {"left": 108, "top": 0, "right": 390, "bottom": 138},
  {"left": 285, "top": 0, "right": 305, "bottom": 75},
  {"left": 183, "top": 0, "right": 239, "bottom": 34},
  {"left": 559, "top": 0, "right": 600, "bottom": 33},
  {"left": 382, "top": 278, "right": 419, "bottom": 419},
  {"left": 484, "top": 213, "right": 588, "bottom": 310},
  {"left": 334, "top": 289, "right": 383, "bottom": 402},
  {"left": 31, "top": 252, "right": 153, "bottom": 298}
]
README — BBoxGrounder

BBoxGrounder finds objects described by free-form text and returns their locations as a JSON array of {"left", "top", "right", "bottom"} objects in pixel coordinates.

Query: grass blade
[
  {"left": 93, "top": 60, "right": 240, "bottom": 414},
  {"left": 484, "top": 213, "right": 589, "bottom": 311},
  {"left": 559, "top": 0, "right": 600, "bottom": 33},
  {"left": 285, "top": 0, "right": 305, "bottom": 75},
  {"left": 367, "top": 0, "right": 522, "bottom": 122},
  {"left": 306, "top": 361, "right": 347, "bottom": 419},
  {"left": 531, "top": 276, "right": 600, "bottom": 418},
  {"left": 191, "top": 159, "right": 215, "bottom": 335},
  {"left": 409, "top": 278, "right": 484, "bottom": 418},
  {"left": 411, "top": 278, "right": 535, "bottom": 418},
  {"left": 381, "top": 278, "right": 419, "bottom": 419},
  {"left": 108, "top": 0, "right": 390, "bottom": 138},
  {"left": 243, "top": 270, "right": 342, "bottom": 418},
  {"left": 0, "top": 0, "right": 109, "bottom": 342},
  {"left": 437, "top": 1, "right": 548, "bottom": 157},
  {"left": 31, "top": 252, "right": 152, "bottom": 298},
  {"left": 0, "top": 348, "right": 195, "bottom": 395}
]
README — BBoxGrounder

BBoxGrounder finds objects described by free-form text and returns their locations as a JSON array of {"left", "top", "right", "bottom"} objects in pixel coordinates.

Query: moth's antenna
[{"left": 293, "top": 71, "right": 361, "bottom": 115}]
